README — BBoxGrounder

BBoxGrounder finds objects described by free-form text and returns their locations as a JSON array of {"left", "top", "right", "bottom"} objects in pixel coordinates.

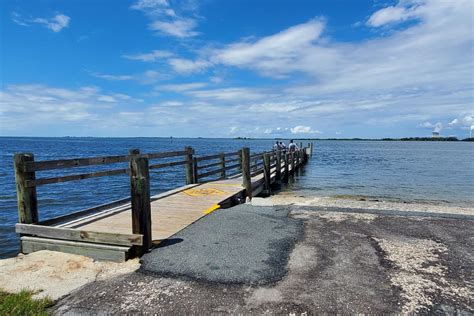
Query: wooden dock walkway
[{"left": 13, "top": 144, "right": 313, "bottom": 261}]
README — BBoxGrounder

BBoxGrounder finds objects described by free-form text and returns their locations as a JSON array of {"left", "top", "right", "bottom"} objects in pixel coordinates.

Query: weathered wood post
[
  {"left": 241, "top": 147, "right": 252, "bottom": 200},
  {"left": 219, "top": 153, "right": 226, "bottom": 178},
  {"left": 283, "top": 153, "right": 289, "bottom": 183},
  {"left": 263, "top": 153, "right": 271, "bottom": 195},
  {"left": 129, "top": 155, "right": 152, "bottom": 255},
  {"left": 310, "top": 142, "right": 314, "bottom": 157},
  {"left": 291, "top": 152, "right": 295, "bottom": 173},
  {"left": 275, "top": 150, "right": 282, "bottom": 183},
  {"left": 237, "top": 151, "right": 242, "bottom": 173},
  {"left": 184, "top": 146, "right": 195, "bottom": 184},
  {"left": 14, "top": 153, "right": 38, "bottom": 224},
  {"left": 192, "top": 157, "right": 198, "bottom": 184}
]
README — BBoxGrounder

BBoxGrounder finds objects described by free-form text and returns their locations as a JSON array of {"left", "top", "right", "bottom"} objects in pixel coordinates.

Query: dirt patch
[{"left": 0, "top": 250, "right": 139, "bottom": 300}]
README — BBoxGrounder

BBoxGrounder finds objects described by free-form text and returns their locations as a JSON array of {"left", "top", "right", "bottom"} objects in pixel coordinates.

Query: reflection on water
[{"left": 0, "top": 137, "right": 473, "bottom": 258}]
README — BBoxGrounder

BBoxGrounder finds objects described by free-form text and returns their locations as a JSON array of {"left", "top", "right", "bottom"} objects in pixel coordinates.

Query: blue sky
[{"left": 1, "top": 0, "right": 473, "bottom": 138}]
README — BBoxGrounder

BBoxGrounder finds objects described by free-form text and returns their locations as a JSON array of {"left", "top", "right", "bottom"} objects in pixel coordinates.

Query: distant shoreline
[{"left": 0, "top": 136, "right": 473, "bottom": 142}]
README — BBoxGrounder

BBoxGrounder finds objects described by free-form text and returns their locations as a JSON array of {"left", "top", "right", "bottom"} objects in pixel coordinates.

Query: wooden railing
[{"left": 13, "top": 143, "right": 313, "bottom": 255}]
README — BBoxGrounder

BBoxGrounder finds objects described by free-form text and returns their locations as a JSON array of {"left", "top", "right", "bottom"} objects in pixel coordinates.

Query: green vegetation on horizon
[
  {"left": 0, "top": 290, "right": 53, "bottom": 315},
  {"left": 269, "top": 137, "right": 474, "bottom": 142}
]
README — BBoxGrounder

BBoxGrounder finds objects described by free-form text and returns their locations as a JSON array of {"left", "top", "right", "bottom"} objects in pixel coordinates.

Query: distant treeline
[
  {"left": 265, "top": 137, "right": 474, "bottom": 142},
  {"left": 383, "top": 137, "right": 473, "bottom": 142}
]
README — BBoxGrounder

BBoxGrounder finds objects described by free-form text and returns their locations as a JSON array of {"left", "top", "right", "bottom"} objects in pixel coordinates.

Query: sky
[{"left": 0, "top": 0, "right": 473, "bottom": 138}]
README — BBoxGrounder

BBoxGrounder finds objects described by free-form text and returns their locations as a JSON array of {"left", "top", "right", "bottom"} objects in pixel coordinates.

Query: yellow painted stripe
[{"left": 203, "top": 204, "right": 220, "bottom": 215}]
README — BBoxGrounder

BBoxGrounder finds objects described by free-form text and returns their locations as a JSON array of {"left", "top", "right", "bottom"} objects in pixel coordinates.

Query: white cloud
[
  {"left": 122, "top": 50, "right": 173, "bottom": 62},
  {"left": 290, "top": 125, "right": 322, "bottom": 134},
  {"left": 130, "top": 0, "right": 199, "bottom": 38},
  {"left": 91, "top": 70, "right": 164, "bottom": 84},
  {"left": 92, "top": 73, "right": 134, "bottom": 81},
  {"left": 449, "top": 118, "right": 459, "bottom": 126},
  {"left": 155, "top": 82, "right": 207, "bottom": 92},
  {"left": 160, "top": 101, "right": 184, "bottom": 106},
  {"left": 130, "top": 0, "right": 169, "bottom": 11},
  {"left": 0, "top": 85, "right": 141, "bottom": 133},
  {"left": 168, "top": 58, "right": 210, "bottom": 74},
  {"left": 11, "top": 12, "right": 29, "bottom": 26},
  {"left": 150, "top": 18, "right": 198, "bottom": 38},
  {"left": 420, "top": 121, "right": 443, "bottom": 132},
  {"left": 188, "top": 87, "right": 268, "bottom": 101},
  {"left": 367, "top": 5, "right": 418, "bottom": 27},
  {"left": 215, "top": 18, "right": 324, "bottom": 72},
  {"left": 33, "top": 14, "right": 70, "bottom": 32},
  {"left": 11, "top": 12, "right": 70, "bottom": 32}
]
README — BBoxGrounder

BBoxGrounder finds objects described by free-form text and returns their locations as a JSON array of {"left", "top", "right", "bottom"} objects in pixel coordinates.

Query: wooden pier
[{"left": 13, "top": 144, "right": 313, "bottom": 261}]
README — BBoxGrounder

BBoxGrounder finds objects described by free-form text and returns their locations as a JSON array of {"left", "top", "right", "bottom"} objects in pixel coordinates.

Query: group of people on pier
[{"left": 273, "top": 140, "right": 299, "bottom": 153}]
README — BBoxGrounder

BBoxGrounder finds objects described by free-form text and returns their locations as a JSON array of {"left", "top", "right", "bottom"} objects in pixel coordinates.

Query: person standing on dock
[
  {"left": 288, "top": 140, "right": 299, "bottom": 152},
  {"left": 279, "top": 141, "right": 287, "bottom": 152},
  {"left": 273, "top": 141, "right": 280, "bottom": 151}
]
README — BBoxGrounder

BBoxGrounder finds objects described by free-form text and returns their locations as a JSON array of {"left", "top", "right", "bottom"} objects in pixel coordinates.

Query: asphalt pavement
[{"left": 140, "top": 204, "right": 303, "bottom": 284}]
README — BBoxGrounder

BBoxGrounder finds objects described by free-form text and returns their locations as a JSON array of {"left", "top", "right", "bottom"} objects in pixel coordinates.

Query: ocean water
[{"left": 0, "top": 137, "right": 473, "bottom": 258}]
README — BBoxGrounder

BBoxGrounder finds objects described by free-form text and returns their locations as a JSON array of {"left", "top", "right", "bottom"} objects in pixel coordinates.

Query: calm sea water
[{"left": 1, "top": 137, "right": 473, "bottom": 258}]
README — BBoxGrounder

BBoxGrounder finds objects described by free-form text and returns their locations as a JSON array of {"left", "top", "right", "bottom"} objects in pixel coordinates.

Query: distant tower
[{"left": 432, "top": 131, "right": 440, "bottom": 138}]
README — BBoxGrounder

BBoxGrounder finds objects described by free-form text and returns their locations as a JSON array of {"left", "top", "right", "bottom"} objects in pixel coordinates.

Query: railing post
[
  {"left": 220, "top": 153, "right": 226, "bottom": 179},
  {"left": 237, "top": 151, "right": 242, "bottom": 173},
  {"left": 283, "top": 153, "right": 289, "bottom": 183},
  {"left": 184, "top": 146, "right": 195, "bottom": 184},
  {"left": 263, "top": 153, "right": 271, "bottom": 195},
  {"left": 241, "top": 147, "right": 252, "bottom": 200},
  {"left": 192, "top": 157, "right": 199, "bottom": 184},
  {"left": 275, "top": 151, "right": 282, "bottom": 183},
  {"left": 129, "top": 148, "right": 140, "bottom": 156},
  {"left": 129, "top": 155, "right": 152, "bottom": 255},
  {"left": 291, "top": 152, "right": 295, "bottom": 173},
  {"left": 13, "top": 153, "right": 38, "bottom": 224}
]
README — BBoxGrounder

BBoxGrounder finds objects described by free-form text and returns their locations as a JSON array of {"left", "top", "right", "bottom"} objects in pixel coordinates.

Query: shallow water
[{"left": 0, "top": 137, "right": 473, "bottom": 258}]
